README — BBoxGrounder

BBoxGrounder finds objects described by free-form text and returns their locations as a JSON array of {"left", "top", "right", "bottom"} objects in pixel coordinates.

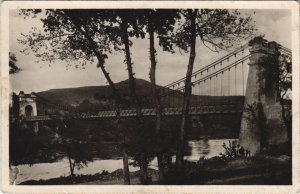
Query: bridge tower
[
  {"left": 239, "top": 37, "right": 288, "bottom": 155},
  {"left": 19, "top": 91, "right": 37, "bottom": 116},
  {"left": 18, "top": 91, "right": 39, "bottom": 132}
]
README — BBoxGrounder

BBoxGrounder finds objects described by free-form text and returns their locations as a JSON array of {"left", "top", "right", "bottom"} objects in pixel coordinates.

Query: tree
[
  {"left": 9, "top": 112, "right": 61, "bottom": 167},
  {"left": 135, "top": 9, "right": 180, "bottom": 181},
  {"left": 9, "top": 52, "right": 22, "bottom": 74},
  {"left": 278, "top": 51, "right": 292, "bottom": 145},
  {"left": 9, "top": 116, "right": 35, "bottom": 166},
  {"left": 173, "top": 9, "right": 256, "bottom": 171},
  {"left": 174, "top": 9, "right": 197, "bottom": 171},
  {"left": 19, "top": 9, "right": 131, "bottom": 184},
  {"left": 116, "top": 10, "right": 150, "bottom": 184},
  {"left": 52, "top": 117, "right": 95, "bottom": 177}
]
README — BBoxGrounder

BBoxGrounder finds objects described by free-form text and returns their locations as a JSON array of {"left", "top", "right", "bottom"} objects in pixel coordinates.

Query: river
[{"left": 13, "top": 139, "right": 237, "bottom": 184}]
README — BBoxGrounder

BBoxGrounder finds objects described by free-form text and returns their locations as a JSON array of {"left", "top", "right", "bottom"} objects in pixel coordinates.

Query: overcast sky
[{"left": 9, "top": 9, "right": 291, "bottom": 93}]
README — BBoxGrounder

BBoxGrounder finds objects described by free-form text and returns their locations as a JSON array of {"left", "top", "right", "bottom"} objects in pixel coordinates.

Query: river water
[{"left": 13, "top": 139, "right": 237, "bottom": 184}]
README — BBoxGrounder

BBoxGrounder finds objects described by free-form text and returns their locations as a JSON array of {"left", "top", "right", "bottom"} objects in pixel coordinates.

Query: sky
[{"left": 9, "top": 9, "right": 291, "bottom": 93}]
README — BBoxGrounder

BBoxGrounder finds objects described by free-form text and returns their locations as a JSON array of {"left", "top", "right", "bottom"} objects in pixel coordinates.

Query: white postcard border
[{"left": 1, "top": 1, "right": 299, "bottom": 193}]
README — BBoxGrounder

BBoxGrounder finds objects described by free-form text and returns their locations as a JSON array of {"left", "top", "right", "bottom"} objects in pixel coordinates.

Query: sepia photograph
[{"left": 1, "top": 1, "right": 299, "bottom": 193}]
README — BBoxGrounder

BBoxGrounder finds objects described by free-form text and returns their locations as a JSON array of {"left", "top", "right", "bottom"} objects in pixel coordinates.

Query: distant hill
[
  {"left": 36, "top": 79, "right": 157, "bottom": 106},
  {"left": 36, "top": 79, "right": 244, "bottom": 111}
]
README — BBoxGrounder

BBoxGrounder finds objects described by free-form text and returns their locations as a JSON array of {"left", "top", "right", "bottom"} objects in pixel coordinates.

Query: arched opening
[{"left": 25, "top": 105, "right": 33, "bottom": 116}]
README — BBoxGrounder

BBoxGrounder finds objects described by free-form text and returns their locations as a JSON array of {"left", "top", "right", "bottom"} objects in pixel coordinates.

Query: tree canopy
[{"left": 174, "top": 9, "right": 256, "bottom": 52}]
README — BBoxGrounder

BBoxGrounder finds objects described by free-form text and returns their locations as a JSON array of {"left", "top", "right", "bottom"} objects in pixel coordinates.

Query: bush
[{"left": 219, "top": 140, "right": 250, "bottom": 161}]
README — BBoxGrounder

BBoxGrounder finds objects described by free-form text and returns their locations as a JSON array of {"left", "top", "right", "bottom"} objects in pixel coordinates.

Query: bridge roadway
[{"left": 24, "top": 104, "right": 243, "bottom": 121}]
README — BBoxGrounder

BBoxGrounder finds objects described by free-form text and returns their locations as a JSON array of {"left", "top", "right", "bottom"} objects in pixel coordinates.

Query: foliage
[
  {"left": 10, "top": 92, "right": 20, "bottom": 117},
  {"left": 173, "top": 9, "right": 256, "bottom": 52},
  {"left": 9, "top": 116, "right": 60, "bottom": 166},
  {"left": 49, "top": 116, "right": 96, "bottom": 176},
  {"left": 134, "top": 9, "right": 182, "bottom": 181},
  {"left": 9, "top": 94, "right": 62, "bottom": 166},
  {"left": 244, "top": 102, "right": 267, "bottom": 149},
  {"left": 135, "top": 9, "right": 180, "bottom": 53},
  {"left": 244, "top": 102, "right": 266, "bottom": 122},
  {"left": 9, "top": 52, "right": 22, "bottom": 74},
  {"left": 124, "top": 118, "right": 156, "bottom": 184},
  {"left": 9, "top": 116, "right": 36, "bottom": 165},
  {"left": 278, "top": 52, "right": 292, "bottom": 140},
  {"left": 219, "top": 140, "right": 250, "bottom": 160},
  {"left": 19, "top": 10, "right": 116, "bottom": 68},
  {"left": 278, "top": 52, "right": 292, "bottom": 100}
]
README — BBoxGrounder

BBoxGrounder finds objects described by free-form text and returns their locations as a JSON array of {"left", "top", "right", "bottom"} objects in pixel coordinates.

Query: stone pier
[{"left": 239, "top": 37, "right": 288, "bottom": 155}]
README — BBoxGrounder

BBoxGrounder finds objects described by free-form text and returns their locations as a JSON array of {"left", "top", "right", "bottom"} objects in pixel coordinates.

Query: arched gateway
[
  {"left": 18, "top": 91, "right": 39, "bottom": 132},
  {"left": 18, "top": 91, "right": 37, "bottom": 117}
]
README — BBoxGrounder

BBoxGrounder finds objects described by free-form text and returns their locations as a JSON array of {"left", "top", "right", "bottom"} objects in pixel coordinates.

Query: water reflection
[
  {"left": 183, "top": 139, "right": 237, "bottom": 162},
  {"left": 14, "top": 139, "right": 237, "bottom": 184}
]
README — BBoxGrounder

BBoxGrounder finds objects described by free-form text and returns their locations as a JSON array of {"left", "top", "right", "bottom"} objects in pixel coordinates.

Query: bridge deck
[{"left": 25, "top": 104, "right": 243, "bottom": 121}]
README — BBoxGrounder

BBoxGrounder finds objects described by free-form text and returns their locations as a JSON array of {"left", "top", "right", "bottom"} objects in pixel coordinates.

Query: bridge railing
[{"left": 25, "top": 103, "right": 244, "bottom": 121}]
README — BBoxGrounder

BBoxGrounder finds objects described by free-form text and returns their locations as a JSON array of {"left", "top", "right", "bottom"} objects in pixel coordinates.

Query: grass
[{"left": 18, "top": 154, "right": 291, "bottom": 185}]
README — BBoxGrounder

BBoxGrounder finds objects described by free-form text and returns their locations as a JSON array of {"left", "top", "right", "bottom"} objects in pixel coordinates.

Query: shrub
[{"left": 219, "top": 140, "right": 250, "bottom": 160}]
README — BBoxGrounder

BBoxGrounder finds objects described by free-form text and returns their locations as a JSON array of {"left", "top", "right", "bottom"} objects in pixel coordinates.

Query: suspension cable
[
  {"left": 234, "top": 53, "right": 237, "bottom": 96},
  {"left": 161, "top": 54, "right": 251, "bottom": 98},
  {"left": 209, "top": 77, "right": 212, "bottom": 96},
  {"left": 213, "top": 76, "right": 216, "bottom": 96},
  {"left": 228, "top": 68, "right": 230, "bottom": 96},
  {"left": 221, "top": 72, "right": 223, "bottom": 96},
  {"left": 242, "top": 49, "right": 245, "bottom": 96},
  {"left": 235, "top": 64, "right": 237, "bottom": 96},
  {"left": 198, "top": 82, "right": 201, "bottom": 105},
  {"left": 163, "top": 43, "right": 249, "bottom": 89}
]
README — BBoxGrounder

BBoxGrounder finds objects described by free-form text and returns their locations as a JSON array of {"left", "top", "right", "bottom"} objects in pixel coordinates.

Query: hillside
[
  {"left": 36, "top": 79, "right": 244, "bottom": 110},
  {"left": 36, "top": 79, "right": 157, "bottom": 106}
]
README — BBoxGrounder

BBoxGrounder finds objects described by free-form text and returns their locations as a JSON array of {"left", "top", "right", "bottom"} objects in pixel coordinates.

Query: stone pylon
[
  {"left": 18, "top": 91, "right": 39, "bottom": 132},
  {"left": 239, "top": 37, "right": 288, "bottom": 155}
]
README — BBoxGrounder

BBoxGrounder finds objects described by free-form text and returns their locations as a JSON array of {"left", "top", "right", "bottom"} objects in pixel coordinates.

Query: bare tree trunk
[
  {"left": 122, "top": 145, "right": 130, "bottom": 184},
  {"left": 121, "top": 19, "right": 148, "bottom": 184},
  {"left": 140, "top": 153, "right": 149, "bottom": 184},
  {"left": 117, "top": 105, "right": 131, "bottom": 185},
  {"left": 176, "top": 9, "right": 197, "bottom": 172},
  {"left": 75, "top": 23, "right": 131, "bottom": 184},
  {"left": 122, "top": 148, "right": 130, "bottom": 184},
  {"left": 121, "top": 23, "right": 142, "bottom": 116},
  {"left": 68, "top": 155, "right": 74, "bottom": 177},
  {"left": 148, "top": 16, "right": 164, "bottom": 181}
]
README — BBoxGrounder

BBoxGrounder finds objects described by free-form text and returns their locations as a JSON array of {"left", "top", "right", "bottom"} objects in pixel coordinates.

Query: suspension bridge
[
  {"left": 13, "top": 37, "right": 292, "bottom": 155},
  {"left": 16, "top": 37, "right": 291, "bottom": 125}
]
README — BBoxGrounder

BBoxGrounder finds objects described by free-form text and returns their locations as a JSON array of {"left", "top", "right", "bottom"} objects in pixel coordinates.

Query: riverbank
[
  {"left": 19, "top": 168, "right": 159, "bottom": 185},
  {"left": 12, "top": 139, "right": 237, "bottom": 184},
  {"left": 9, "top": 167, "right": 19, "bottom": 185},
  {"left": 18, "top": 154, "right": 291, "bottom": 185},
  {"left": 162, "top": 154, "right": 291, "bottom": 185}
]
